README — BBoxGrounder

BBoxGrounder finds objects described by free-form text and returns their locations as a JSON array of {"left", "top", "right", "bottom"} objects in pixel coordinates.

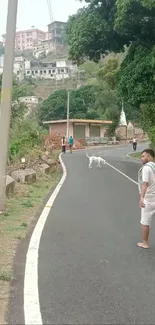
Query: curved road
[{"left": 9, "top": 143, "right": 155, "bottom": 324}]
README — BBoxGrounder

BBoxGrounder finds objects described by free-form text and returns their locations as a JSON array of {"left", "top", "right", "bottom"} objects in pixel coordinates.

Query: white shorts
[{"left": 141, "top": 201, "right": 155, "bottom": 226}]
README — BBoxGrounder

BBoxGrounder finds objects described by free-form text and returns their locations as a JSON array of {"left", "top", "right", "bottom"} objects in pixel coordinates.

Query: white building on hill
[{"left": 0, "top": 55, "right": 77, "bottom": 81}]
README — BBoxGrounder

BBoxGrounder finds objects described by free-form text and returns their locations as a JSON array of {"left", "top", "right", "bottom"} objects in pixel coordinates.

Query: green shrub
[
  {"left": 8, "top": 119, "right": 47, "bottom": 162},
  {"left": 148, "top": 126, "right": 155, "bottom": 150}
]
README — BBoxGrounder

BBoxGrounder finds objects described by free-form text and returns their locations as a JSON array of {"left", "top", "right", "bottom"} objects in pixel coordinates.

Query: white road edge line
[
  {"left": 106, "top": 161, "right": 138, "bottom": 185},
  {"left": 24, "top": 153, "right": 66, "bottom": 325}
]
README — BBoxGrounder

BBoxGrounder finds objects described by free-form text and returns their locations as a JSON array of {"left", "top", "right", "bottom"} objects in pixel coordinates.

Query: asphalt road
[
  {"left": 8, "top": 143, "right": 155, "bottom": 325},
  {"left": 38, "top": 143, "right": 155, "bottom": 324}
]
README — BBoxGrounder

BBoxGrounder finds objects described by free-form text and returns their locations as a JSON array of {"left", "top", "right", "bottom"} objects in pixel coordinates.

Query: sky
[{"left": 0, "top": 0, "right": 84, "bottom": 38}]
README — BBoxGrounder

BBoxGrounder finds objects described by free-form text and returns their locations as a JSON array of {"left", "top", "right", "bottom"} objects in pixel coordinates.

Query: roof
[
  {"left": 48, "top": 21, "right": 67, "bottom": 26},
  {"left": 43, "top": 119, "right": 112, "bottom": 125},
  {"left": 2, "top": 28, "right": 45, "bottom": 37}
]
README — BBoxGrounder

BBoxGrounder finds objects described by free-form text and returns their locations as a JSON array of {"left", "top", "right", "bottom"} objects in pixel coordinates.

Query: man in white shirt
[
  {"left": 137, "top": 149, "right": 155, "bottom": 249},
  {"left": 132, "top": 137, "right": 137, "bottom": 151}
]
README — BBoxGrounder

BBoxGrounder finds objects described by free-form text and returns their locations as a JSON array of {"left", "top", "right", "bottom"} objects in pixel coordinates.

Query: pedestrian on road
[
  {"left": 68, "top": 135, "right": 74, "bottom": 154},
  {"left": 132, "top": 137, "right": 137, "bottom": 151},
  {"left": 61, "top": 136, "right": 66, "bottom": 154},
  {"left": 137, "top": 148, "right": 155, "bottom": 249}
]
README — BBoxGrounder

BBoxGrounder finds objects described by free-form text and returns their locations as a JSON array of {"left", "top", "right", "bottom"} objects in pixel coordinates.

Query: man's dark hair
[{"left": 141, "top": 148, "right": 155, "bottom": 158}]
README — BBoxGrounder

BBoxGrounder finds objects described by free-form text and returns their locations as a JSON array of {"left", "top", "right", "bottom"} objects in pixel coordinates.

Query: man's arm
[
  {"left": 140, "top": 167, "right": 149, "bottom": 208},
  {"left": 140, "top": 182, "right": 148, "bottom": 199}
]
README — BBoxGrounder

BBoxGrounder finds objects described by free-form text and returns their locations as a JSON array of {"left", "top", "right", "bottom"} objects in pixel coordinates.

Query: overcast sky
[{"left": 0, "top": 0, "right": 84, "bottom": 38}]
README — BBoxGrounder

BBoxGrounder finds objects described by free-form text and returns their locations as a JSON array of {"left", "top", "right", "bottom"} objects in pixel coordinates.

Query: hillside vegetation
[{"left": 65, "top": 0, "right": 155, "bottom": 144}]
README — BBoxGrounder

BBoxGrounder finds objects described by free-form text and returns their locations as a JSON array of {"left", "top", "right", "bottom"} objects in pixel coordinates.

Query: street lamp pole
[
  {"left": 0, "top": 0, "right": 18, "bottom": 212},
  {"left": 66, "top": 89, "right": 70, "bottom": 139}
]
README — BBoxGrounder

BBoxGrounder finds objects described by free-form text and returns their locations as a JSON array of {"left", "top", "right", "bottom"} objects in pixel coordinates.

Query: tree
[
  {"left": 79, "top": 60, "right": 99, "bottom": 77},
  {"left": 66, "top": 2, "right": 126, "bottom": 63},
  {"left": 115, "top": 0, "right": 155, "bottom": 48},
  {"left": 98, "top": 58, "right": 120, "bottom": 90},
  {"left": 67, "top": 0, "right": 155, "bottom": 63},
  {"left": 117, "top": 45, "right": 155, "bottom": 106},
  {"left": 38, "top": 86, "right": 100, "bottom": 123},
  {"left": 0, "top": 76, "right": 35, "bottom": 125},
  {"left": 70, "top": 0, "right": 155, "bottom": 137},
  {"left": 38, "top": 89, "right": 68, "bottom": 122}
]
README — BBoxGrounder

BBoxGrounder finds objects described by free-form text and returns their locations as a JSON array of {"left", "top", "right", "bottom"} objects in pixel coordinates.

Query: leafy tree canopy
[
  {"left": 38, "top": 85, "right": 100, "bottom": 123},
  {"left": 0, "top": 75, "right": 35, "bottom": 125},
  {"left": 67, "top": 0, "right": 155, "bottom": 63},
  {"left": 38, "top": 63, "right": 121, "bottom": 136},
  {"left": 117, "top": 45, "right": 155, "bottom": 106}
]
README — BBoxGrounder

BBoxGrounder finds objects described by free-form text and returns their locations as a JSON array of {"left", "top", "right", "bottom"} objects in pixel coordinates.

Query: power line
[{"left": 46, "top": 0, "right": 53, "bottom": 23}]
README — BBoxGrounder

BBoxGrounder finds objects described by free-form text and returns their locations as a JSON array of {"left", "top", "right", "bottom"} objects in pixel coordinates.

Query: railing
[{"left": 85, "top": 137, "right": 108, "bottom": 145}]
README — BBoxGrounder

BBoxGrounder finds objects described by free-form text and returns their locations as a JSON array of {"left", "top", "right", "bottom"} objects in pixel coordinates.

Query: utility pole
[
  {"left": 0, "top": 0, "right": 18, "bottom": 212},
  {"left": 66, "top": 90, "right": 70, "bottom": 139}
]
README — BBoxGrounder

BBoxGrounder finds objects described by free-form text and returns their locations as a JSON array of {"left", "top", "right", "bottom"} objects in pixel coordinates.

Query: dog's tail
[{"left": 86, "top": 152, "right": 90, "bottom": 158}]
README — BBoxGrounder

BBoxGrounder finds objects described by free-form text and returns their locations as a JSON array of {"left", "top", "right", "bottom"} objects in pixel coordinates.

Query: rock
[
  {"left": 11, "top": 169, "right": 36, "bottom": 184},
  {"left": 6, "top": 175, "right": 15, "bottom": 196},
  {"left": 41, "top": 154, "right": 48, "bottom": 163},
  {"left": 46, "top": 159, "right": 56, "bottom": 172},
  {"left": 34, "top": 163, "right": 50, "bottom": 175},
  {"left": 46, "top": 158, "right": 55, "bottom": 166}
]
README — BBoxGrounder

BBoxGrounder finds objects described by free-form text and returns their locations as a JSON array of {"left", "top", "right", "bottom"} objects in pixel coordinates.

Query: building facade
[
  {"left": 43, "top": 119, "right": 112, "bottom": 140},
  {"left": 0, "top": 55, "right": 76, "bottom": 81},
  {"left": 25, "top": 59, "right": 77, "bottom": 80},
  {"left": 2, "top": 28, "right": 46, "bottom": 51},
  {"left": 0, "top": 55, "right": 26, "bottom": 80},
  {"left": 48, "top": 21, "right": 67, "bottom": 45},
  {"left": 33, "top": 39, "right": 56, "bottom": 59}
]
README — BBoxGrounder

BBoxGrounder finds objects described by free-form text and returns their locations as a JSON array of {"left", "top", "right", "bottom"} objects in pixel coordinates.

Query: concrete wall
[
  {"left": 134, "top": 127, "right": 144, "bottom": 139},
  {"left": 49, "top": 122, "right": 68, "bottom": 137},
  {"left": 49, "top": 122, "right": 108, "bottom": 139},
  {"left": 116, "top": 125, "right": 127, "bottom": 140}
]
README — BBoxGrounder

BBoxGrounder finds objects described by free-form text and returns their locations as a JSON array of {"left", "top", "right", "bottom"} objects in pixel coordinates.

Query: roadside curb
[
  {"left": 126, "top": 152, "right": 140, "bottom": 161},
  {"left": 68, "top": 144, "right": 129, "bottom": 153}
]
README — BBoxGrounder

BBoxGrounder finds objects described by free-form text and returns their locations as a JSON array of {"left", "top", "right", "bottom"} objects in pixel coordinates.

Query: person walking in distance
[
  {"left": 68, "top": 135, "right": 74, "bottom": 154},
  {"left": 132, "top": 137, "right": 137, "bottom": 151},
  {"left": 61, "top": 136, "right": 66, "bottom": 154},
  {"left": 137, "top": 149, "right": 155, "bottom": 249}
]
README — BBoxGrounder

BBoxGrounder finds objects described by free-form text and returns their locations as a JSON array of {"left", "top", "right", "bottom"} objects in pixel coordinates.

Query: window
[
  {"left": 35, "top": 71, "right": 38, "bottom": 74},
  {"left": 61, "top": 69, "right": 64, "bottom": 73},
  {"left": 40, "top": 70, "right": 42, "bottom": 74},
  {"left": 49, "top": 70, "right": 51, "bottom": 74},
  {"left": 27, "top": 71, "right": 30, "bottom": 74},
  {"left": 52, "top": 69, "right": 55, "bottom": 73},
  {"left": 44, "top": 70, "right": 46, "bottom": 74}
]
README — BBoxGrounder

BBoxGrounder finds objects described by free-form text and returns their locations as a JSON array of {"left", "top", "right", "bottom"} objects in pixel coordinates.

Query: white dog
[{"left": 86, "top": 153, "right": 106, "bottom": 168}]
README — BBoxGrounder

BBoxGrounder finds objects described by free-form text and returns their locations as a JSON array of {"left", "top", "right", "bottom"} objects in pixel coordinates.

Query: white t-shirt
[
  {"left": 61, "top": 138, "right": 66, "bottom": 146},
  {"left": 142, "top": 165, "right": 155, "bottom": 201}
]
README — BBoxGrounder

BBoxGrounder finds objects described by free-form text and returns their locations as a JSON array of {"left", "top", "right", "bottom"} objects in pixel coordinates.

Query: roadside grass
[
  {"left": 0, "top": 156, "right": 61, "bottom": 324},
  {"left": 129, "top": 152, "right": 141, "bottom": 159}
]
